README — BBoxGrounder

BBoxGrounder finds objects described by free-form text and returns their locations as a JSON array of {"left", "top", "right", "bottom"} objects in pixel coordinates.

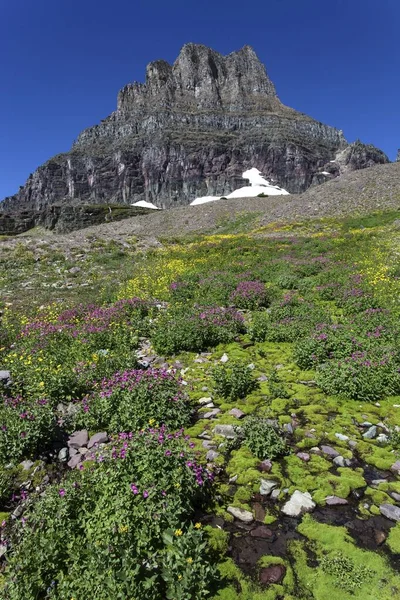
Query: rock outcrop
[{"left": 0, "top": 43, "right": 389, "bottom": 215}]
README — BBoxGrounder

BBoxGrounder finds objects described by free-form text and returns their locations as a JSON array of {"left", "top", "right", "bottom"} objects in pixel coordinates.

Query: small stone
[
  {"left": 202, "top": 409, "right": 221, "bottom": 419},
  {"left": 310, "top": 446, "right": 321, "bottom": 454},
  {"left": 78, "top": 447, "right": 89, "bottom": 455},
  {"left": 321, "top": 445, "right": 340, "bottom": 458},
  {"left": 58, "top": 448, "right": 68, "bottom": 462},
  {"left": 201, "top": 385, "right": 208, "bottom": 391},
  {"left": 374, "top": 530, "right": 387, "bottom": 545},
  {"left": 229, "top": 408, "right": 245, "bottom": 419},
  {"left": 253, "top": 502, "right": 266, "bottom": 522},
  {"left": 67, "top": 454, "right": 83, "bottom": 469},
  {"left": 227, "top": 506, "right": 254, "bottom": 523},
  {"left": 325, "top": 496, "right": 348, "bottom": 506},
  {"left": 198, "top": 397, "right": 213, "bottom": 405},
  {"left": 68, "top": 430, "right": 89, "bottom": 449},
  {"left": 258, "top": 374, "right": 268, "bottom": 382},
  {"left": 204, "top": 402, "right": 215, "bottom": 408},
  {"left": 376, "top": 433, "right": 388, "bottom": 444},
  {"left": 220, "top": 353, "right": 229, "bottom": 363},
  {"left": 259, "top": 564, "right": 286, "bottom": 586},
  {"left": 250, "top": 525, "right": 273, "bottom": 538},
  {"left": 390, "top": 492, "right": 400, "bottom": 502},
  {"left": 296, "top": 452, "right": 310, "bottom": 462},
  {"left": 214, "top": 425, "right": 236, "bottom": 439},
  {"left": 333, "top": 455, "right": 345, "bottom": 468},
  {"left": 270, "top": 488, "right": 280, "bottom": 500},
  {"left": 0, "top": 370, "right": 11, "bottom": 381},
  {"left": 259, "top": 459, "right": 272, "bottom": 473},
  {"left": 260, "top": 479, "right": 278, "bottom": 496},
  {"left": 335, "top": 433, "right": 349, "bottom": 441},
  {"left": 284, "top": 423, "right": 293, "bottom": 434},
  {"left": 380, "top": 504, "right": 400, "bottom": 522},
  {"left": 202, "top": 440, "right": 216, "bottom": 449},
  {"left": 20, "top": 460, "right": 34, "bottom": 471},
  {"left": 87, "top": 432, "right": 108, "bottom": 449},
  {"left": 390, "top": 461, "right": 400, "bottom": 475},
  {"left": 281, "top": 490, "right": 316, "bottom": 517},
  {"left": 360, "top": 421, "right": 373, "bottom": 427},
  {"left": 198, "top": 432, "right": 211, "bottom": 440},
  {"left": 363, "top": 426, "right": 377, "bottom": 439},
  {"left": 248, "top": 363, "right": 255, "bottom": 370},
  {"left": 371, "top": 479, "right": 387, "bottom": 486},
  {"left": 229, "top": 475, "right": 238, "bottom": 484},
  {"left": 12, "top": 505, "right": 24, "bottom": 519},
  {"left": 206, "top": 450, "right": 219, "bottom": 462},
  {"left": 348, "top": 440, "right": 358, "bottom": 449}
]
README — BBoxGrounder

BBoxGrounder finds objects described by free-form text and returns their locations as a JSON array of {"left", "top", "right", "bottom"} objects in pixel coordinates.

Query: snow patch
[
  {"left": 191, "top": 168, "right": 289, "bottom": 206},
  {"left": 131, "top": 200, "right": 161, "bottom": 210}
]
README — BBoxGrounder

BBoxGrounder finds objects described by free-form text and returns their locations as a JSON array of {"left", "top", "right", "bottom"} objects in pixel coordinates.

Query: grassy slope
[{"left": 1, "top": 203, "right": 400, "bottom": 598}]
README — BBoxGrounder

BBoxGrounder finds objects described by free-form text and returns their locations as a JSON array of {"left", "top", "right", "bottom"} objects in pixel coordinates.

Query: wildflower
[
  {"left": 178, "top": 575, "right": 183, "bottom": 580},
  {"left": 174, "top": 529, "right": 183, "bottom": 536},
  {"left": 194, "top": 522, "right": 202, "bottom": 529},
  {"left": 59, "top": 489, "right": 66, "bottom": 497},
  {"left": 118, "top": 525, "right": 129, "bottom": 534},
  {"left": 187, "top": 557, "right": 193, "bottom": 564},
  {"left": 143, "top": 490, "right": 149, "bottom": 498}
]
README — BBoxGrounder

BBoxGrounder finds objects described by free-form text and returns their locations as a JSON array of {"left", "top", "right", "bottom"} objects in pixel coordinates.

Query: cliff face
[{"left": 0, "top": 44, "right": 389, "bottom": 212}]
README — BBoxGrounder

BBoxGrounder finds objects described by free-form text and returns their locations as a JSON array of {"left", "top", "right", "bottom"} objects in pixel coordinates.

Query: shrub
[
  {"left": 152, "top": 307, "right": 245, "bottom": 355},
  {"left": 237, "top": 417, "right": 288, "bottom": 460},
  {"left": 268, "top": 368, "right": 290, "bottom": 399},
  {"left": 275, "top": 273, "right": 299, "bottom": 290},
  {"left": 76, "top": 368, "right": 192, "bottom": 433},
  {"left": 320, "top": 552, "right": 372, "bottom": 593},
  {"left": 229, "top": 280, "right": 269, "bottom": 310},
  {"left": 4, "top": 428, "right": 215, "bottom": 600},
  {"left": 316, "top": 353, "right": 400, "bottom": 402},
  {"left": 0, "top": 396, "right": 55, "bottom": 463},
  {"left": 212, "top": 363, "right": 259, "bottom": 400}
]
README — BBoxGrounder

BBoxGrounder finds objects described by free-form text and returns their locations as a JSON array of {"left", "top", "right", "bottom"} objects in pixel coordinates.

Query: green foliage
[
  {"left": 76, "top": 368, "right": 192, "bottom": 434},
  {"left": 152, "top": 306, "right": 245, "bottom": 354},
  {"left": 3, "top": 429, "right": 215, "bottom": 600},
  {"left": 212, "top": 362, "right": 258, "bottom": 400},
  {"left": 237, "top": 416, "right": 288, "bottom": 460}
]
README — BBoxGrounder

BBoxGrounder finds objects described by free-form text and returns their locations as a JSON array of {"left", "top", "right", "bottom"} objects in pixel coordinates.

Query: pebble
[
  {"left": 371, "top": 479, "right": 387, "bottom": 486},
  {"left": 335, "top": 433, "right": 349, "bottom": 441},
  {"left": 214, "top": 425, "right": 236, "bottom": 439},
  {"left": 259, "top": 459, "right": 272, "bottom": 473},
  {"left": 260, "top": 479, "right": 278, "bottom": 496},
  {"left": 333, "top": 456, "right": 346, "bottom": 468},
  {"left": 58, "top": 448, "right": 69, "bottom": 462},
  {"left": 270, "top": 488, "right": 280, "bottom": 500},
  {"left": 376, "top": 433, "right": 388, "bottom": 444},
  {"left": 348, "top": 440, "right": 358, "bottom": 449},
  {"left": 321, "top": 445, "right": 340, "bottom": 458},
  {"left": 198, "top": 397, "right": 213, "bottom": 405},
  {"left": 227, "top": 506, "right": 254, "bottom": 523},
  {"left": 325, "top": 496, "right": 348, "bottom": 506},
  {"left": 206, "top": 450, "right": 219, "bottom": 462},
  {"left": 363, "top": 426, "right": 377, "bottom": 439},
  {"left": 284, "top": 423, "right": 293, "bottom": 434},
  {"left": 229, "top": 408, "right": 245, "bottom": 419},
  {"left": 296, "top": 452, "right": 310, "bottom": 462},
  {"left": 380, "top": 504, "right": 400, "bottom": 522},
  {"left": 360, "top": 421, "right": 373, "bottom": 427},
  {"left": 202, "top": 409, "right": 221, "bottom": 419}
]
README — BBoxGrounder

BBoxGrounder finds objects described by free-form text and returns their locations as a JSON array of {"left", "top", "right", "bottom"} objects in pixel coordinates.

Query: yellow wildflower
[
  {"left": 174, "top": 529, "right": 183, "bottom": 537},
  {"left": 194, "top": 523, "right": 202, "bottom": 529},
  {"left": 187, "top": 557, "right": 193, "bottom": 564}
]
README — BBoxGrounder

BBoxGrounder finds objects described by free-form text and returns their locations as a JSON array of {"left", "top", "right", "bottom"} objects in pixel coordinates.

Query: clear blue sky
[{"left": 1, "top": 0, "right": 399, "bottom": 199}]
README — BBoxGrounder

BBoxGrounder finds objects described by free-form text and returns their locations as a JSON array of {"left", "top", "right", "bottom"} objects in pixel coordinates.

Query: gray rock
[
  {"left": 202, "top": 409, "right": 221, "bottom": 419},
  {"left": 371, "top": 479, "right": 387, "bottom": 486},
  {"left": 333, "top": 455, "right": 346, "bottom": 468},
  {"left": 12, "top": 505, "right": 24, "bottom": 519},
  {"left": 0, "top": 370, "right": 11, "bottom": 381},
  {"left": 335, "top": 433, "right": 349, "bottom": 441},
  {"left": 202, "top": 440, "right": 216, "bottom": 449},
  {"left": 58, "top": 448, "right": 69, "bottom": 462},
  {"left": 376, "top": 433, "right": 388, "bottom": 444},
  {"left": 270, "top": 488, "right": 280, "bottom": 500},
  {"left": 296, "top": 452, "right": 310, "bottom": 462},
  {"left": 68, "top": 430, "right": 89, "bottom": 449},
  {"left": 87, "top": 432, "right": 108, "bottom": 449},
  {"left": 390, "top": 492, "right": 400, "bottom": 502},
  {"left": 284, "top": 423, "right": 294, "bottom": 434},
  {"left": 20, "top": 460, "right": 34, "bottom": 471},
  {"left": 321, "top": 445, "right": 340, "bottom": 458},
  {"left": 326, "top": 496, "right": 348, "bottom": 506},
  {"left": 198, "top": 397, "right": 213, "bottom": 405},
  {"left": 391, "top": 461, "right": 400, "bottom": 475},
  {"left": 363, "top": 426, "right": 377, "bottom": 439},
  {"left": 281, "top": 490, "right": 316, "bottom": 517},
  {"left": 206, "top": 450, "right": 219, "bottom": 462},
  {"left": 360, "top": 421, "right": 373, "bottom": 427},
  {"left": 227, "top": 506, "right": 254, "bottom": 523},
  {"left": 259, "top": 459, "right": 272, "bottom": 472},
  {"left": 260, "top": 479, "right": 278, "bottom": 496},
  {"left": 258, "top": 374, "right": 268, "bottom": 382},
  {"left": 229, "top": 408, "right": 245, "bottom": 419},
  {"left": 67, "top": 454, "right": 83, "bottom": 469},
  {"left": 348, "top": 440, "right": 358, "bottom": 449},
  {"left": 198, "top": 431, "right": 211, "bottom": 440},
  {"left": 380, "top": 504, "right": 400, "bottom": 522},
  {"left": 214, "top": 424, "right": 236, "bottom": 439}
]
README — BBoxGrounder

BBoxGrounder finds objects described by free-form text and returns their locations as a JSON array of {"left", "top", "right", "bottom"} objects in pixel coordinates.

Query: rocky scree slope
[{"left": 0, "top": 43, "right": 388, "bottom": 215}]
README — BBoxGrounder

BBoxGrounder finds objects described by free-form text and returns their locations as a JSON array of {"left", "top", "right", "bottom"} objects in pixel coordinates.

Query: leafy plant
[
  {"left": 237, "top": 416, "right": 288, "bottom": 460},
  {"left": 212, "top": 362, "right": 258, "bottom": 400},
  {"left": 320, "top": 552, "right": 372, "bottom": 593}
]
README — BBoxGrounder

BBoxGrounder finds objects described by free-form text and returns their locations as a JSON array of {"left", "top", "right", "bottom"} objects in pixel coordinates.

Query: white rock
[
  {"left": 227, "top": 506, "right": 254, "bottom": 523},
  {"left": 335, "top": 433, "right": 349, "bottom": 441},
  {"left": 220, "top": 353, "right": 229, "bottom": 363},
  {"left": 281, "top": 491, "right": 316, "bottom": 517},
  {"left": 260, "top": 479, "right": 278, "bottom": 496}
]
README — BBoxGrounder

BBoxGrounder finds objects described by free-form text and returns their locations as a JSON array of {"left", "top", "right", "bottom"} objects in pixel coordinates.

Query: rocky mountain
[{"left": 0, "top": 43, "right": 389, "bottom": 214}]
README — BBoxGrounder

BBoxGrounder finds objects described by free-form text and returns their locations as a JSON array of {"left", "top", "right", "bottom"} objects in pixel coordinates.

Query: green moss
[
  {"left": 205, "top": 525, "right": 230, "bottom": 555},
  {"left": 386, "top": 523, "right": 400, "bottom": 554}
]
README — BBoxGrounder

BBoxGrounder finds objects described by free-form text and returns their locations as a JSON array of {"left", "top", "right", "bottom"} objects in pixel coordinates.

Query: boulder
[
  {"left": 281, "top": 491, "right": 315, "bottom": 517},
  {"left": 87, "top": 432, "right": 108, "bottom": 449},
  {"left": 68, "top": 430, "right": 89, "bottom": 449}
]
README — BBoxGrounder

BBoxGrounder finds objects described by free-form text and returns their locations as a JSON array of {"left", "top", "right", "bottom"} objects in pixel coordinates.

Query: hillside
[{"left": 1, "top": 168, "right": 400, "bottom": 598}]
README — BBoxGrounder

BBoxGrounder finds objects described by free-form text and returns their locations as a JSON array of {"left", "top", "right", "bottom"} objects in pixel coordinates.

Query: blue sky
[{"left": 1, "top": 0, "right": 399, "bottom": 199}]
